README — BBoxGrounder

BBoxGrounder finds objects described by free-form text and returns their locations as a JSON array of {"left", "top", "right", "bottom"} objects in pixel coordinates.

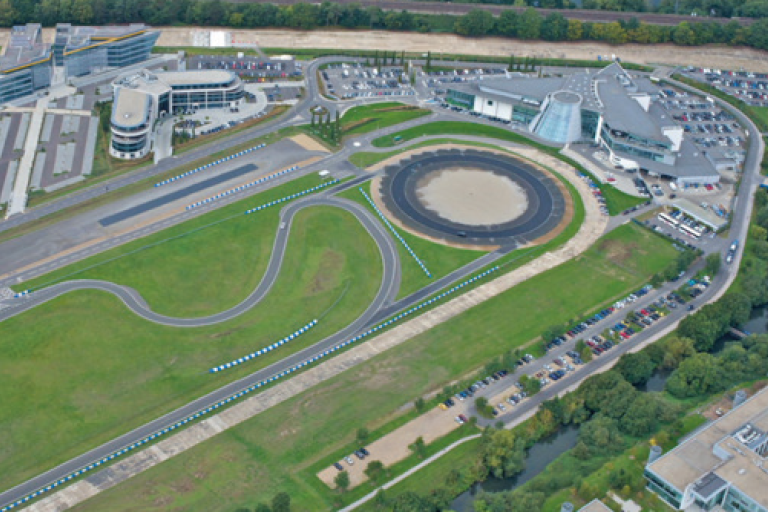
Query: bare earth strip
[
  {"left": 1, "top": 28, "right": 767, "bottom": 72},
  {"left": 23, "top": 144, "right": 604, "bottom": 512}
]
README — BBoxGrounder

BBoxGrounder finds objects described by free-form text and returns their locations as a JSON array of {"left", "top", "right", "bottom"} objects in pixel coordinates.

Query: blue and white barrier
[
  {"left": 186, "top": 165, "right": 303, "bottom": 210},
  {"left": 358, "top": 188, "right": 432, "bottom": 278},
  {"left": 244, "top": 180, "right": 339, "bottom": 215},
  {"left": 209, "top": 320, "right": 318, "bottom": 373},
  {"left": 13, "top": 290, "right": 31, "bottom": 298},
  {"left": 155, "top": 144, "right": 266, "bottom": 187},
  {"left": 0, "top": 266, "right": 499, "bottom": 512}
]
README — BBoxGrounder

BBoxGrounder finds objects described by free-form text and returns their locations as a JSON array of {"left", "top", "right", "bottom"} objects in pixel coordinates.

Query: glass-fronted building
[{"left": 110, "top": 69, "right": 244, "bottom": 159}]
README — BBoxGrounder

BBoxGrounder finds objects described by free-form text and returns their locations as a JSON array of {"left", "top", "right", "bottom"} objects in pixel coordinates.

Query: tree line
[{"left": 3, "top": 0, "right": 768, "bottom": 52}]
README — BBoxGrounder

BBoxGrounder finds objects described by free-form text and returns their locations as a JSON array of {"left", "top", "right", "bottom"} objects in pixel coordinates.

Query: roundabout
[{"left": 376, "top": 148, "right": 570, "bottom": 248}]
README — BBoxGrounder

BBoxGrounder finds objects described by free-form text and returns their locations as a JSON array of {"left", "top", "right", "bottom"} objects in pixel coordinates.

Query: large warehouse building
[
  {"left": 110, "top": 69, "right": 244, "bottom": 159},
  {"left": 447, "top": 63, "right": 723, "bottom": 186},
  {"left": 0, "top": 23, "right": 158, "bottom": 104}
]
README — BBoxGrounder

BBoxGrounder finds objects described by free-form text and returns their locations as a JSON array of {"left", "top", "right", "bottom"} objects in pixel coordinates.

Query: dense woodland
[{"left": 3, "top": 0, "right": 768, "bottom": 51}]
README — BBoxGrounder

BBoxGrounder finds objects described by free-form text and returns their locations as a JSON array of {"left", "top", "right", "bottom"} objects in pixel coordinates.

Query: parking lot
[
  {"left": 320, "top": 62, "right": 415, "bottom": 100},
  {"left": 186, "top": 55, "right": 303, "bottom": 82},
  {"left": 682, "top": 66, "right": 768, "bottom": 107},
  {"left": 420, "top": 66, "right": 507, "bottom": 96}
]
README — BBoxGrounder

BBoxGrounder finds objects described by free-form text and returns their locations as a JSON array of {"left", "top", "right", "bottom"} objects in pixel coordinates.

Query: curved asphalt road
[
  {"left": 0, "top": 195, "right": 402, "bottom": 507},
  {"left": 0, "top": 196, "right": 401, "bottom": 327}
]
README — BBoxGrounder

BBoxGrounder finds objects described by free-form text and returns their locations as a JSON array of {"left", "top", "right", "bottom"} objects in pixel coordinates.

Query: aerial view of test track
[{"left": 0, "top": 20, "right": 767, "bottom": 512}]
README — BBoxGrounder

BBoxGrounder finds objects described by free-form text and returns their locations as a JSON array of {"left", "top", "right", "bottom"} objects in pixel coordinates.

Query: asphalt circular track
[
  {"left": 0, "top": 196, "right": 401, "bottom": 327},
  {"left": 379, "top": 148, "right": 566, "bottom": 247}
]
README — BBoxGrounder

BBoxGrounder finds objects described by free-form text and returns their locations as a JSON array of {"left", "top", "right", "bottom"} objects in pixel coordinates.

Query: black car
[
  {"left": 360, "top": 447, "right": 370, "bottom": 457},
  {"left": 334, "top": 462, "right": 343, "bottom": 471}
]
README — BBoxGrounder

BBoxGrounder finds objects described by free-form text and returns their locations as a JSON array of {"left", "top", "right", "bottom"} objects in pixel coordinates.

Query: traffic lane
[
  {"left": 0, "top": 197, "right": 400, "bottom": 327},
  {"left": 0, "top": 196, "right": 401, "bottom": 507}
]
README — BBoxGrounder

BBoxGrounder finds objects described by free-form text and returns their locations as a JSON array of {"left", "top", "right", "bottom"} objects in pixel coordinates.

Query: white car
[{"left": 344, "top": 456, "right": 354, "bottom": 465}]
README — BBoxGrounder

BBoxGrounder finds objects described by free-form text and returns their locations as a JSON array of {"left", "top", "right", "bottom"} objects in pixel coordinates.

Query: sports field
[
  {"left": 66, "top": 222, "right": 679, "bottom": 512},
  {"left": 0, "top": 203, "right": 383, "bottom": 494}
]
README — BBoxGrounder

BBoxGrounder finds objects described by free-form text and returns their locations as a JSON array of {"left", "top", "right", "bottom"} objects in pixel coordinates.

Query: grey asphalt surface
[{"left": 0, "top": 59, "right": 763, "bottom": 510}]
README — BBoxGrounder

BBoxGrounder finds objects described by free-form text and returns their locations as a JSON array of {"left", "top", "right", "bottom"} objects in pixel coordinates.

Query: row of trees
[{"left": 4, "top": 0, "right": 768, "bottom": 51}]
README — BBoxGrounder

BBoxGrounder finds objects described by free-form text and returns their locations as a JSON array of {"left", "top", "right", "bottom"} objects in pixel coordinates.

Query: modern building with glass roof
[
  {"left": 644, "top": 387, "right": 768, "bottom": 511},
  {"left": 447, "top": 62, "right": 723, "bottom": 186}
]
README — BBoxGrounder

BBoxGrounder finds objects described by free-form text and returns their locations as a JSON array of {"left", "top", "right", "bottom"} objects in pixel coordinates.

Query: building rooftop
[
  {"left": 0, "top": 24, "right": 50, "bottom": 74},
  {"left": 647, "top": 387, "right": 768, "bottom": 508},
  {"left": 673, "top": 197, "right": 729, "bottom": 231},
  {"left": 112, "top": 88, "right": 151, "bottom": 129},
  {"left": 58, "top": 24, "right": 151, "bottom": 54},
  {"left": 639, "top": 139, "right": 719, "bottom": 180},
  {"left": 160, "top": 70, "right": 236, "bottom": 86},
  {"left": 578, "top": 499, "right": 613, "bottom": 512}
]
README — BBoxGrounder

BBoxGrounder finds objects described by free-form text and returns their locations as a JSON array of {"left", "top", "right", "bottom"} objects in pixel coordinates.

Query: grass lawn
[
  {"left": 369, "top": 121, "right": 646, "bottom": 215},
  {"left": 0, "top": 205, "right": 383, "bottom": 495},
  {"left": 16, "top": 174, "right": 330, "bottom": 317},
  {"left": 340, "top": 102, "right": 431, "bottom": 138},
  {"left": 65, "top": 222, "right": 676, "bottom": 512},
  {"left": 336, "top": 183, "right": 486, "bottom": 299}
]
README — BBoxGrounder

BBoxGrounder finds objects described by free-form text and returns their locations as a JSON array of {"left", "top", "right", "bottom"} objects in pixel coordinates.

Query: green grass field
[
  {"left": 369, "top": 121, "right": 646, "bottom": 215},
  {"left": 340, "top": 102, "right": 431, "bottom": 137},
  {"left": 336, "top": 183, "right": 485, "bottom": 299},
  {"left": 16, "top": 175, "right": 329, "bottom": 317},
  {"left": 0, "top": 205, "right": 383, "bottom": 495},
  {"left": 65, "top": 222, "right": 677, "bottom": 512}
]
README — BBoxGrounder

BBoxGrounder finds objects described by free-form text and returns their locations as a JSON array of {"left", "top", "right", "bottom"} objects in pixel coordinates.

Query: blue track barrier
[
  {"left": 209, "top": 320, "right": 318, "bottom": 373},
  {"left": 358, "top": 188, "right": 432, "bottom": 278},
  {"left": 1, "top": 266, "right": 499, "bottom": 511},
  {"left": 186, "top": 164, "right": 306, "bottom": 210},
  {"left": 244, "top": 180, "right": 339, "bottom": 215},
  {"left": 154, "top": 144, "right": 266, "bottom": 187}
]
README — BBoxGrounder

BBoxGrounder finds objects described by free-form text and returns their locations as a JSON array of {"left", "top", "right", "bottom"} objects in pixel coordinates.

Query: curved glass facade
[
  {"left": 111, "top": 136, "right": 147, "bottom": 153},
  {"left": 533, "top": 93, "right": 583, "bottom": 144}
]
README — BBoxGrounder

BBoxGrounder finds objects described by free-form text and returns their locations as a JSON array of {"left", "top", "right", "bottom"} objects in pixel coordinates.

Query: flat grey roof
[
  {"left": 160, "top": 70, "right": 235, "bottom": 86},
  {"left": 693, "top": 472, "right": 728, "bottom": 500},
  {"left": 61, "top": 24, "right": 152, "bottom": 52},
  {"left": 646, "top": 387, "right": 768, "bottom": 508},
  {"left": 474, "top": 76, "right": 567, "bottom": 102},
  {"left": 0, "top": 24, "right": 50, "bottom": 73},
  {"left": 673, "top": 198, "right": 729, "bottom": 230},
  {"left": 112, "top": 88, "right": 150, "bottom": 128},
  {"left": 637, "top": 139, "right": 719, "bottom": 179},
  {"left": 597, "top": 74, "right": 667, "bottom": 142}
]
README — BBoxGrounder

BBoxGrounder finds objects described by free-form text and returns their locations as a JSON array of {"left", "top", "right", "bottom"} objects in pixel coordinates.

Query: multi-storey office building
[
  {"left": 110, "top": 69, "right": 244, "bottom": 159},
  {"left": 0, "top": 24, "right": 52, "bottom": 104}
]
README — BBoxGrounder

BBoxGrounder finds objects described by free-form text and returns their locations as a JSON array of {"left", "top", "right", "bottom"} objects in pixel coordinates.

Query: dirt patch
[
  {"left": 702, "top": 395, "right": 734, "bottom": 421},
  {"left": 147, "top": 28, "right": 768, "bottom": 73},
  {"left": 599, "top": 239, "right": 637, "bottom": 265},
  {"left": 290, "top": 133, "right": 330, "bottom": 153},
  {"left": 304, "top": 248, "right": 345, "bottom": 296}
]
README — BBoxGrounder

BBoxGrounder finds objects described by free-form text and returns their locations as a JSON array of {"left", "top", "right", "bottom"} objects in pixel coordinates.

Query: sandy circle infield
[{"left": 416, "top": 167, "right": 529, "bottom": 226}]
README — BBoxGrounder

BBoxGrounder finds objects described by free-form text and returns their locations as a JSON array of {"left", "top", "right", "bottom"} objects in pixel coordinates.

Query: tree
[
  {"left": 519, "top": 374, "right": 541, "bottom": 395},
  {"left": 673, "top": 22, "right": 697, "bottom": 45},
  {"left": 567, "top": 19, "right": 584, "bottom": 40},
  {"left": 576, "top": 339, "right": 593, "bottom": 363},
  {"left": 409, "top": 436, "right": 427, "bottom": 458},
  {"left": 666, "top": 352, "right": 725, "bottom": 398},
  {"left": 374, "top": 489, "right": 388, "bottom": 508},
  {"left": 365, "top": 460, "right": 385, "bottom": 483},
  {"left": 496, "top": 10, "right": 518, "bottom": 37},
  {"left": 542, "top": 324, "right": 566, "bottom": 342},
  {"left": 661, "top": 336, "right": 697, "bottom": 369},
  {"left": 255, "top": 504, "right": 271, "bottom": 512},
  {"left": 541, "top": 13, "right": 568, "bottom": 41},
  {"left": 271, "top": 492, "right": 291, "bottom": 512},
  {"left": 516, "top": 8, "right": 543, "bottom": 40},
  {"left": 356, "top": 427, "right": 369, "bottom": 446},
  {"left": 619, "top": 393, "right": 659, "bottom": 436},
  {"left": 614, "top": 352, "right": 656, "bottom": 386},
  {"left": 455, "top": 9, "right": 495, "bottom": 37},
  {"left": 334, "top": 471, "right": 350, "bottom": 492},
  {"left": 578, "top": 416, "right": 625, "bottom": 455}
]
